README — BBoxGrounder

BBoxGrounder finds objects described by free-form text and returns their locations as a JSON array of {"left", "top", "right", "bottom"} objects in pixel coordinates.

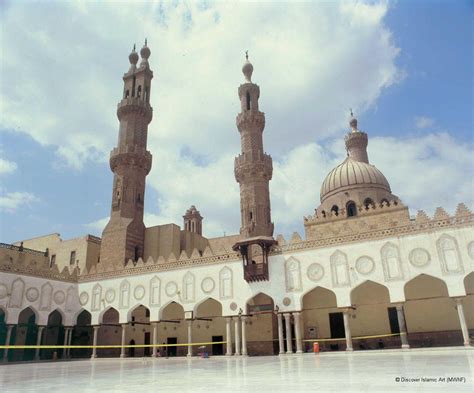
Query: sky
[{"left": 0, "top": 0, "right": 473, "bottom": 244}]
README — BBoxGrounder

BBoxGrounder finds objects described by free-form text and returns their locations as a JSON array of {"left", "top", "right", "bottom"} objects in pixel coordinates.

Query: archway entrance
[
  {"left": 71, "top": 310, "right": 92, "bottom": 358},
  {"left": 246, "top": 293, "right": 276, "bottom": 355},
  {"left": 302, "top": 287, "right": 340, "bottom": 351},
  {"left": 43, "top": 309, "right": 65, "bottom": 359},
  {"left": 159, "top": 302, "right": 185, "bottom": 357},
  {"left": 194, "top": 298, "right": 224, "bottom": 356},
  {"left": 404, "top": 274, "right": 461, "bottom": 347},
  {"left": 12, "top": 307, "right": 37, "bottom": 361},
  {"left": 128, "top": 305, "right": 151, "bottom": 357},
  {"left": 98, "top": 308, "right": 120, "bottom": 357}
]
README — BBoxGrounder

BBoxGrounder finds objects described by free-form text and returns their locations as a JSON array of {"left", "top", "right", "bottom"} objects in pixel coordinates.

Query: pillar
[
  {"left": 225, "top": 317, "right": 233, "bottom": 356},
  {"left": 277, "top": 313, "right": 284, "bottom": 355},
  {"left": 152, "top": 322, "right": 159, "bottom": 357},
  {"left": 395, "top": 304, "right": 410, "bottom": 349},
  {"left": 187, "top": 320, "right": 193, "bottom": 357},
  {"left": 67, "top": 327, "right": 73, "bottom": 358},
  {"left": 91, "top": 326, "right": 99, "bottom": 359},
  {"left": 63, "top": 327, "right": 70, "bottom": 358},
  {"left": 293, "top": 312, "right": 303, "bottom": 354},
  {"left": 284, "top": 313, "right": 292, "bottom": 354},
  {"left": 120, "top": 324, "right": 127, "bottom": 358},
  {"left": 234, "top": 317, "right": 241, "bottom": 356},
  {"left": 343, "top": 310, "right": 353, "bottom": 351},
  {"left": 3, "top": 324, "right": 13, "bottom": 362},
  {"left": 35, "top": 326, "right": 45, "bottom": 361},
  {"left": 241, "top": 316, "right": 248, "bottom": 356},
  {"left": 455, "top": 298, "right": 471, "bottom": 347}
]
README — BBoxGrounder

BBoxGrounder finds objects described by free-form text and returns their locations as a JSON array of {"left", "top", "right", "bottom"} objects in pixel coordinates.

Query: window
[
  {"left": 69, "top": 251, "right": 76, "bottom": 266},
  {"left": 145, "top": 309, "right": 150, "bottom": 318},
  {"left": 364, "top": 198, "right": 374, "bottom": 209},
  {"left": 132, "top": 76, "right": 136, "bottom": 97},
  {"left": 137, "top": 85, "right": 142, "bottom": 98},
  {"left": 381, "top": 199, "right": 389, "bottom": 206},
  {"left": 346, "top": 201, "right": 357, "bottom": 217},
  {"left": 330, "top": 205, "right": 339, "bottom": 216},
  {"left": 134, "top": 246, "right": 139, "bottom": 261},
  {"left": 246, "top": 92, "right": 251, "bottom": 110},
  {"left": 387, "top": 307, "right": 400, "bottom": 334},
  {"left": 249, "top": 211, "right": 253, "bottom": 220},
  {"left": 50, "top": 254, "right": 56, "bottom": 268},
  {"left": 145, "top": 86, "right": 149, "bottom": 102},
  {"left": 124, "top": 89, "right": 129, "bottom": 98}
]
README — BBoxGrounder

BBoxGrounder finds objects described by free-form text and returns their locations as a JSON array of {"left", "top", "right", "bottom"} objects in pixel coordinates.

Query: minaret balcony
[
  {"left": 234, "top": 153, "right": 273, "bottom": 182},
  {"left": 117, "top": 97, "right": 153, "bottom": 123},
  {"left": 110, "top": 147, "right": 152, "bottom": 174},
  {"left": 236, "top": 111, "right": 265, "bottom": 131}
]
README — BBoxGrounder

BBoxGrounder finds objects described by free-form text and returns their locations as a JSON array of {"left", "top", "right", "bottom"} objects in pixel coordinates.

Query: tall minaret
[
  {"left": 100, "top": 42, "right": 153, "bottom": 268},
  {"left": 344, "top": 111, "right": 369, "bottom": 163},
  {"left": 234, "top": 52, "right": 274, "bottom": 239}
]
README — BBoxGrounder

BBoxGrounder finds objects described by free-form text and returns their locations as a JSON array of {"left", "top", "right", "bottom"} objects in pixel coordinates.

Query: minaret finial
[
  {"left": 133, "top": 44, "right": 136, "bottom": 51},
  {"left": 350, "top": 108, "right": 353, "bottom": 117},
  {"left": 245, "top": 50, "right": 248, "bottom": 60},
  {"left": 145, "top": 38, "right": 148, "bottom": 46}
]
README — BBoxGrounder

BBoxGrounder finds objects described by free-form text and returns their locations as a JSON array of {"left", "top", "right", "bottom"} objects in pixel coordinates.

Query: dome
[{"left": 320, "top": 157, "right": 391, "bottom": 202}]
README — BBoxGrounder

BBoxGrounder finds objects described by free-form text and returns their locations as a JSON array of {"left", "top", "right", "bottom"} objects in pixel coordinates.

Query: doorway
[
  {"left": 212, "top": 335, "right": 224, "bottom": 355},
  {"left": 167, "top": 337, "right": 177, "bottom": 357},
  {"left": 128, "top": 339, "right": 135, "bottom": 357},
  {"left": 144, "top": 332, "right": 151, "bottom": 356},
  {"left": 329, "top": 312, "right": 344, "bottom": 350}
]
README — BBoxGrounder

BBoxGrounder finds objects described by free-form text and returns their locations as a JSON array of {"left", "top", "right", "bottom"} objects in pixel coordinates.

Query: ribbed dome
[{"left": 320, "top": 158, "right": 391, "bottom": 202}]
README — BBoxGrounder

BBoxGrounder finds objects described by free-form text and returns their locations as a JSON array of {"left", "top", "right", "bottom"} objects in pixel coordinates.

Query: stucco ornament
[
  {"left": 134, "top": 285, "right": 145, "bottom": 300},
  {"left": 282, "top": 297, "right": 291, "bottom": 306},
  {"left": 165, "top": 281, "right": 178, "bottom": 297},
  {"left": 355, "top": 256, "right": 375, "bottom": 275},
  {"left": 0, "top": 284, "right": 8, "bottom": 300},
  {"left": 201, "top": 277, "right": 215, "bottom": 294},
  {"left": 79, "top": 291, "right": 89, "bottom": 306},
  {"left": 307, "top": 263, "right": 325, "bottom": 282},
  {"left": 230, "top": 302, "right": 238, "bottom": 311},
  {"left": 409, "top": 248, "right": 431, "bottom": 267},
  {"left": 105, "top": 288, "right": 116, "bottom": 303},
  {"left": 53, "top": 290, "right": 66, "bottom": 305},
  {"left": 25, "top": 287, "right": 39, "bottom": 302}
]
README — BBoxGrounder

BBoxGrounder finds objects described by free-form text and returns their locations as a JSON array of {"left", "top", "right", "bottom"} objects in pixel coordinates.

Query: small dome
[
  {"left": 320, "top": 158, "right": 391, "bottom": 202},
  {"left": 242, "top": 55, "right": 253, "bottom": 82},
  {"left": 129, "top": 46, "right": 139, "bottom": 65},
  {"left": 140, "top": 44, "right": 151, "bottom": 60}
]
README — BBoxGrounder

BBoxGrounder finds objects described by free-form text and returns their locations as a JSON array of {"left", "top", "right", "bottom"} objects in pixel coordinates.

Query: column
[
  {"left": 293, "top": 312, "right": 303, "bottom": 354},
  {"left": 91, "top": 326, "right": 99, "bottom": 359},
  {"left": 277, "top": 313, "right": 284, "bottom": 355},
  {"left": 2, "top": 324, "right": 13, "bottom": 362},
  {"left": 35, "top": 326, "right": 45, "bottom": 361},
  {"left": 343, "top": 310, "right": 353, "bottom": 352},
  {"left": 234, "top": 317, "right": 241, "bottom": 356},
  {"left": 120, "top": 324, "right": 127, "bottom": 358},
  {"left": 63, "top": 327, "right": 70, "bottom": 358},
  {"left": 225, "top": 317, "right": 233, "bottom": 356},
  {"left": 455, "top": 298, "right": 471, "bottom": 347},
  {"left": 152, "top": 322, "right": 159, "bottom": 357},
  {"left": 241, "top": 316, "right": 248, "bottom": 356},
  {"left": 67, "top": 327, "right": 73, "bottom": 358},
  {"left": 187, "top": 320, "right": 193, "bottom": 357},
  {"left": 284, "top": 313, "right": 293, "bottom": 354},
  {"left": 395, "top": 304, "right": 410, "bottom": 349}
]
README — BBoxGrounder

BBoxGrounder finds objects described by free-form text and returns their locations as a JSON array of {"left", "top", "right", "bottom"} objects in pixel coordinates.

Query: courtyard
[{"left": 0, "top": 347, "right": 473, "bottom": 392}]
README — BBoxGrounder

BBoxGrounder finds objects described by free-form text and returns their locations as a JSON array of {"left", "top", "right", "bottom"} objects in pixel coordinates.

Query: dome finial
[
  {"left": 242, "top": 50, "right": 253, "bottom": 83},
  {"left": 145, "top": 38, "right": 148, "bottom": 46},
  {"left": 349, "top": 108, "right": 358, "bottom": 131},
  {"left": 129, "top": 43, "right": 139, "bottom": 67}
]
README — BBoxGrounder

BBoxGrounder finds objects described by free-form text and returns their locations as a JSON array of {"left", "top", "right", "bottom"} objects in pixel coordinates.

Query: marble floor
[{"left": 0, "top": 347, "right": 473, "bottom": 393}]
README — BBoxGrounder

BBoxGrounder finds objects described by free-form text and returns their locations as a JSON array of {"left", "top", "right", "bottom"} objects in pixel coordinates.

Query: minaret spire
[{"left": 345, "top": 110, "right": 369, "bottom": 163}]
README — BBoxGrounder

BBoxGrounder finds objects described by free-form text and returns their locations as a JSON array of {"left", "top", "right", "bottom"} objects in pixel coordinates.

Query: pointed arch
[
  {"left": 381, "top": 242, "right": 403, "bottom": 281},
  {"left": 219, "top": 266, "right": 233, "bottom": 299},
  {"left": 47, "top": 308, "right": 64, "bottom": 326},
  {"left": 39, "top": 282, "right": 53, "bottom": 311},
  {"left": 464, "top": 271, "right": 474, "bottom": 295},
  {"left": 285, "top": 257, "right": 302, "bottom": 292},
  {"left": 98, "top": 306, "right": 119, "bottom": 324},
  {"left": 301, "top": 285, "right": 338, "bottom": 309},
  {"left": 182, "top": 271, "right": 195, "bottom": 303},
  {"left": 159, "top": 301, "right": 184, "bottom": 320},
  {"left": 246, "top": 292, "right": 274, "bottom": 314},
  {"left": 404, "top": 273, "right": 449, "bottom": 300},
  {"left": 91, "top": 283, "right": 102, "bottom": 311},
  {"left": 73, "top": 308, "right": 91, "bottom": 325},
  {"left": 330, "top": 250, "right": 350, "bottom": 287},
  {"left": 350, "top": 280, "right": 390, "bottom": 305},
  {"left": 8, "top": 278, "right": 25, "bottom": 308},
  {"left": 437, "top": 234, "right": 463, "bottom": 274},
  {"left": 18, "top": 306, "right": 39, "bottom": 324},
  {"left": 149, "top": 276, "right": 161, "bottom": 307},
  {"left": 119, "top": 279, "right": 130, "bottom": 309},
  {"left": 127, "top": 303, "right": 150, "bottom": 322},
  {"left": 65, "top": 285, "right": 76, "bottom": 312},
  {"left": 194, "top": 297, "right": 223, "bottom": 317}
]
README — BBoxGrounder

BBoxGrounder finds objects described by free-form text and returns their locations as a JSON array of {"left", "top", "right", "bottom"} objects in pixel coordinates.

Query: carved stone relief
[
  {"left": 65, "top": 286, "right": 75, "bottom": 312},
  {"left": 53, "top": 290, "right": 66, "bottom": 305},
  {"left": 307, "top": 263, "right": 324, "bottom": 282},
  {"left": 119, "top": 280, "right": 130, "bottom": 309},
  {"left": 149, "top": 276, "right": 161, "bottom": 307},
  {"left": 39, "top": 282, "right": 53, "bottom": 311},
  {"left": 230, "top": 302, "right": 238, "bottom": 311},
  {"left": 79, "top": 291, "right": 89, "bottom": 306},
  {"left": 282, "top": 297, "right": 291, "bottom": 306},
  {"left": 91, "top": 284, "right": 102, "bottom": 311},
  {"left": 182, "top": 272, "right": 195, "bottom": 303},
  {"left": 437, "top": 234, "right": 463, "bottom": 274},
  {"left": 219, "top": 267, "right": 233, "bottom": 300},
  {"left": 355, "top": 256, "right": 375, "bottom": 275},
  {"left": 409, "top": 248, "right": 431, "bottom": 267},
  {"left": 105, "top": 289, "right": 116, "bottom": 303},
  {"left": 331, "top": 251, "right": 350, "bottom": 287},
  {"left": 165, "top": 281, "right": 178, "bottom": 297},
  {"left": 134, "top": 285, "right": 145, "bottom": 300},
  {"left": 8, "top": 279, "right": 25, "bottom": 308},
  {"left": 0, "top": 284, "right": 9, "bottom": 300},
  {"left": 25, "top": 287, "right": 39, "bottom": 302},
  {"left": 201, "top": 277, "right": 215, "bottom": 294},
  {"left": 381, "top": 243, "right": 404, "bottom": 281},
  {"left": 285, "top": 257, "right": 302, "bottom": 292}
]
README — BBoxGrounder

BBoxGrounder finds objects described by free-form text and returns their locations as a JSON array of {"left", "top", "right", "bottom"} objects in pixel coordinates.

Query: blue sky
[{"left": 0, "top": 0, "right": 473, "bottom": 245}]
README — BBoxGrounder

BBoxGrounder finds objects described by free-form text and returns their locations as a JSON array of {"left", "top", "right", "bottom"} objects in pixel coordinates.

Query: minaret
[
  {"left": 183, "top": 205, "right": 203, "bottom": 235},
  {"left": 344, "top": 111, "right": 369, "bottom": 163},
  {"left": 100, "top": 42, "right": 153, "bottom": 268},
  {"left": 234, "top": 52, "right": 274, "bottom": 239}
]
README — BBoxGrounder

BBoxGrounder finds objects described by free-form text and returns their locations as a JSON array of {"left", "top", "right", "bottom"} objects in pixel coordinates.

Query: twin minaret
[
  {"left": 101, "top": 47, "right": 273, "bottom": 268},
  {"left": 234, "top": 54, "right": 274, "bottom": 239},
  {"left": 100, "top": 42, "right": 153, "bottom": 267}
]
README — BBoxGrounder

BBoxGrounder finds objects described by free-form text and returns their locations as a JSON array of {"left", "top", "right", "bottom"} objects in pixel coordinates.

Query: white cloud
[
  {"left": 83, "top": 217, "right": 109, "bottom": 235},
  {"left": 0, "top": 191, "right": 39, "bottom": 213},
  {"left": 0, "top": 158, "right": 17, "bottom": 175},
  {"left": 415, "top": 116, "right": 435, "bottom": 129}
]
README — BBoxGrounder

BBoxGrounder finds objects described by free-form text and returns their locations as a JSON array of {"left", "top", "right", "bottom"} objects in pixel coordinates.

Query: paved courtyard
[{"left": 0, "top": 347, "right": 473, "bottom": 392}]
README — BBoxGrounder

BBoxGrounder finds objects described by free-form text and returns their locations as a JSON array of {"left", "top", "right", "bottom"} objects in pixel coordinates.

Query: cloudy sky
[{"left": 0, "top": 0, "right": 473, "bottom": 244}]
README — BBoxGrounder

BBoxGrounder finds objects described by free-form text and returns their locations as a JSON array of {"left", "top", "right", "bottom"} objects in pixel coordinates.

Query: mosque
[{"left": 0, "top": 43, "right": 473, "bottom": 362}]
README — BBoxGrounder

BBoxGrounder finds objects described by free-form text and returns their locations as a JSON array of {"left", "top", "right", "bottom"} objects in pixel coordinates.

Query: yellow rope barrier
[
  {"left": 0, "top": 341, "right": 227, "bottom": 350},
  {"left": 303, "top": 333, "right": 401, "bottom": 342}
]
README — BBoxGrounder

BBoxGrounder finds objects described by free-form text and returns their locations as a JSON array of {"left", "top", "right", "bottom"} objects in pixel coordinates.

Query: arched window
[
  {"left": 246, "top": 92, "right": 251, "bottom": 110},
  {"left": 145, "top": 86, "right": 149, "bottom": 102},
  {"left": 134, "top": 246, "right": 139, "bottom": 261},
  {"left": 132, "top": 76, "right": 136, "bottom": 97},
  {"left": 321, "top": 210, "right": 326, "bottom": 218},
  {"left": 346, "top": 201, "right": 357, "bottom": 217},
  {"left": 330, "top": 205, "right": 339, "bottom": 216},
  {"left": 364, "top": 198, "right": 374, "bottom": 210},
  {"left": 381, "top": 199, "right": 390, "bottom": 207},
  {"left": 137, "top": 85, "right": 142, "bottom": 98},
  {"left": 249, "top": 211, "right": 253, "bottom": 221},
  {"left": 125, "top": 90, "right": 130, "bottom": 98}
]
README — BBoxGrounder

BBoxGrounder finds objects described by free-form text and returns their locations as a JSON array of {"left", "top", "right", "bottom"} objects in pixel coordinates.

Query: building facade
[{"left": 1, "top": 44, "right": 473, "bottom": 361}]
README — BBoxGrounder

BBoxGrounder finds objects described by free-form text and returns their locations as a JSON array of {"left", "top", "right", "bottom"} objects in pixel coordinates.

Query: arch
[
  {"left": 346, "top": 201, "right": 357, "bottom": 217},
  {"left": 160, "top": 301, "right": 184, "bottom": 320},
  {"left": 71, "top": 309, "right": 92, "bottom": 359},
  {"left": 137, "top": 85, "right": 142, "bottom": 98},
  {"left": 74, "top": 308, "right": 91, "bottom": 325},
  {"left": 9, "top": 278, "right": 25, "bottom": 308},
  {"left": 436, "top": 234, "right": 463, "bottom": 274},
  {"left": 301, "top": 286, "right": 337, "bottom": 309},
  {"left": 245, "top": 293, "right": 276, "bottom": 355},
  {"left": 219, "top": 266, "right": 233, "bottom": 299},
  {"left": 285, "top": 257, "right": 302, "bottom": 292},
  {"left": 149, "top": 276, "right": 161, "bottom": 307},
  {"left": 127, "top": 304, "right": 150, "bottom": 322},
  {"left": 194, "top": 298, "right": 222, "bottom": 318},
  {"left": 0, "top": 305, "right": 8, "bottom": 322},
  {"left": 464, "top": 271, "right": 474, "bottom": 295},
  {"left": 119, "top": 280, "right": 130, "bottom": 309},
  {"left": 91, "top": 283, "right": 102, "bottom": 311},
  {"left": 182, "top": 272, "right": 195, "bottom": 303},
  {"left": 18, "top": 306, "right": 39, "bottom": 323},
  {"left": 404, "top": 274, "right": 449, "bottom": 299},
  {"left": 380, "top": 198, "right": 390, "bottom": 206},
  {"left": 350, "top": 280, "right": 390, "bottom": 305},
  {"left": 363, "top": 198, "right": 374, "bottom": 209},
  {"left": 98, "top": 306, "right": 119, "bottom": 324},
  {"left": 48, "top": 308, "right": 65, "bottom": 324},
  {"left": 330, "top": 250, "right": 350, "bottom": 287},
  {"left": 246, "top": 292, "right": 274, "bottom": 313},
  {"left": 381, "top": 242, "right": 403, "bottom": 281},
  {"left": 330, "top": 205, "right": 339, "bottom": 216},
  {"left": 14, "top": 307, "right": 38, "bottom": 361},
  {"left": 0, "top": 307, "right": 6, "bottom": 358},
  {"left": 246, "top": 91, "right": 251, "bottom": 110},
  {"left": 39, "top": 282, "right": 53, "bottom": 311}
]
